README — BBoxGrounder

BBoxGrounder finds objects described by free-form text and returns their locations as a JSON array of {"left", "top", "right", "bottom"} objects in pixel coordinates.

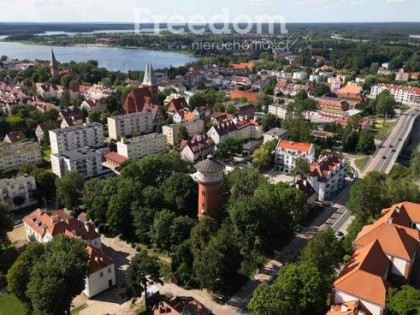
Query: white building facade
[
  {"left": 162, "top": 120, "right": 205, "bottom": 146},
  {"left": 275, "top": 140, "right": 315, "bottom": 173},
  {"left": 116, "top": 133, "right": 167, "bottom": 160},
  {"left": 49, "top": 123, "right": 104, "bottom": 154},
  {"left": 107, "top": 111, "right": 154, "bottom": 140},
  {"left": 0, "top": 141, "right": 42, "bottom": 171},
  {"left": 51, "top": 148, "right": 103, "bottom": 178},
  {"left": 0, "top": 175, "right": 36, "bottom": 209}
]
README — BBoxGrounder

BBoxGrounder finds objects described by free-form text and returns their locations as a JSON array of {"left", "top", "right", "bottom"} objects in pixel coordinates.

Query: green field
[
  {"left": 0, "top": 294, "right": 25, "bottom": 315},
  {"left": 355, "top": 156, "right": 370, "bottom": 171}
]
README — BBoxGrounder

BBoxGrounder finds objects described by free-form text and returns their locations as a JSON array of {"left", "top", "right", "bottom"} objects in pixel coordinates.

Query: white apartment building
[
  {"left": 308, "top": 154, "right": 347, "bottom": 201},
  {"left": 292, "top": 71, "right": 308, "bottom": 81},
  {"left": 51, "top": 148, "right": 103, "bottom": 178},
  {"left": 49, "top": 123, "right": 104, "bottom": 154},
  {"left": 0, "top": 141, "right": 42, "bottom": 171},
  {"left": 162, "top": 120, "right": 205, "bottom": 146},
  {"left": 107, "top": 111, "right": 154, "bottom": 140},
  {"left": 370, "top": 83, "right": 420, "bottom": 105},
  {"left": 117, "top": 133, "right": 167, "bottom": 161},
  {"left": 268, "top": 103, "right": 288, "bottom": 119},
  {"left": 275, "top": 140, "right": 316, "bottom": 173},
  {"left": 0, "top": 174, "right": 36, "bottom": 209}
]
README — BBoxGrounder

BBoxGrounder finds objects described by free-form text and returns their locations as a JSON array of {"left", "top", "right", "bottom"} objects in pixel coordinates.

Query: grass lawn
[
  {"left": 372, "top": 121, "right": 394, "bottom": 140},
  {"left": 0, "top": 294, "right": 25, "bottom": 315},
  {"left": 71, "top": 303, "right": 88, "bottom": 315},
  {"left": 355, "top": 156, "right": 370, "bottom": 171},
  {"left": 135, "top": 243, "right": 170, "bottom": 261},
  {"left": 5, "top": 115, "right": 24, "bottom": 124}
]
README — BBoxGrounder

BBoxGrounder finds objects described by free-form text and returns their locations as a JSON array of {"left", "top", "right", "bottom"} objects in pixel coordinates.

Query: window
[
  {"left": 99, "top": 271, "right": 103, "bottom": 277},
  {"left": 108, "top": 268, "right": 112, "bottom": 273}
]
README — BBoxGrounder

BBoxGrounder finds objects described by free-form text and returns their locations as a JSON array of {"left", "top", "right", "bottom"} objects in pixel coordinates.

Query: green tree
[
  {"left": 253, "top": 141, "right": 276, "bottom": 170},
  {"left": 7, "top": 243, "right": 45, "bottom": 312},
  {"left": 301, "top": 228, "right": 343, "bottom": 275},
  {"left": 410, "top": 149, "right": 420, "bottom": 180},
  {"left": 248, "top": 262, "right": 329, "bottom": 315},
  {"left": 26, "top": 235, "right": 89, "bottom": 315},
  {"left": 161, "top": 173, "right": 197, "bottom": 216},
  {"left": 314, "top": 83, "right": 330, "bottom": 97},
  {"left": 357, "top": 131, "right": 375, "bottom": 154},
  {"left": 216, "top": 137, "right": 243, "bottom": 160},
  {"left": 347, "top": 171, "right": 389, "bottom": 220},
  {"left": 388, "top": 285, "right": 420, "bottom": 315},
  {"left": 59, "top": 90, "right": 71, "bottom": 108},
  {"left": 375, "top": 91, "right": 396, "bottom": 126},
  {"left": 169, "top": 216, "right": 196, "bottom": 250},
  {"left": 226, "top": 104, "right": 235, "bottom": 114},
  {"left": 149, "top": 210, "right": 176, "bottom": 251},
  {"left": 55, "top": 171, "right": 85, "bottom": 209},
  {"left": 292, "top": 157, "right": 310, "bottom": 183},
  {"left": 261, "top": 114, "right": 281, "bottom": 132},
  {"left": 175, "top": 124, "right": 189, "bottom": 147},
  {"left": 0, "top": 202, "right": 13, "bottom": 249},
  {"left": 124, "top": 250, "right": 162, "bottom": 311}
]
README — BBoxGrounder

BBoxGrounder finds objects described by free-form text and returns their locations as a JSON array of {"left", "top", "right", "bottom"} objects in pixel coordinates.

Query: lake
[{"left": 0, "top": 40, "right": 196, "bottom": 72}]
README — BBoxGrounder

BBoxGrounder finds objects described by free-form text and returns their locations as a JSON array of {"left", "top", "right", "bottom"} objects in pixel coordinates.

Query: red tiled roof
[
  {"left": 333, "top": 240, "right": 390, "bottom": 306},
  {"left": 87, "top": 245, "right": 114, "bottom": 273},
  {"left": 105, "top": 152, "right": 129, "bottom": 165},
  {"left": 5, "top": 131, "right": 26, "bottom": 143}
]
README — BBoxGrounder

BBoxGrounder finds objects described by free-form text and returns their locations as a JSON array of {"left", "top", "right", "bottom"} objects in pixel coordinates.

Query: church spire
[
  {"left": 142, "top": 64, "right": 157, "bottom": 87},
  {"left": 50, "top": 49, "right": 60, "bottom": 82}
]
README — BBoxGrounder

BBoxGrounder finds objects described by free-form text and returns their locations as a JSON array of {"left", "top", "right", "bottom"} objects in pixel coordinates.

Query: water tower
[{"left": 193, "top": 155, "right": 224, "bottom": 221}]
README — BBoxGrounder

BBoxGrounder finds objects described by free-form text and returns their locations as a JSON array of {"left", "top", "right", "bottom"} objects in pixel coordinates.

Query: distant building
[
  {"left": 162, "top": 120, "right": 205, "bottom": 146},
  {"left": 0, "top": 141, "right": 42, "bottom": 171},
  {"left": 395, "top": 68, "right": 410, "bottom": 82},
  {"left": 0, "top": 174, "right": 36, "bottom": 210},
  {"left": 370, "top": 83, "right": 420, "bottom": 105},
  {"left": 336, "top": 85, "right": 365, "bottom": 106},
  {"left": 103, "top": 152, "right": 128, "bottom": 170},
  {"left": 80, "top": 99, "right": 104, "bottom": 112},
  {"left": 193, "top": 106, "right": 212, "bottom": 121},
  {"left": 51, "top": 148, "right": 103, "bottom": 178},
  {"left": 207, "top": 120, "right": 238, "bottom": 145},
  {"left": 268, "top": 103, "right": 287, "bottom": 119},
  {"left": 49, "top": 123, "right": 104, "bottom": 154},
  {"left": 107, "top": 111, "right": 154, "bottom": 140},
  {"left": 116, "top": 133, "right": 167, "bottom": 161},
  {"left": 233, "top": 103, "right": 255, "bottom": 118},
  {"left": 308, "top": 154, "right": 347, "bottom": 201},
  {"left": 275, "top": 140, "right": 315, "bottom": 173},
  {"left": 50, "top": 49, "right": 60, "bottom": 82},
  {"left": 235, "top": 118, "right": 263, "bottom": 140},
  {"left": 180, "top": 134, "right": 215, "bottom": 164},
  {"left": 3, "top": 131, "right": 26, "bottom": 144},
  {"left": 315, "top": 97, "right": 350, "bottom": 111},
  {"left": 263, "top": 128, "right": 289, "bottom": 143}
]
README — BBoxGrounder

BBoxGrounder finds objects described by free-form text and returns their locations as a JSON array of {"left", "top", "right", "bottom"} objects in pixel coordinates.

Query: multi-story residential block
[
  {"left": 23, "top": 209, "right": 116, "bottom": 298},
  {"left": 328, "top": 201, "right": 420, "bottom": 315},
  {"left": 49, "top": 123, "right": 104, "bottom": 154},
  {"left": 0, "top": 141, "right": 42, "bottom": 171},
  {"left": 336, "top": 85, "right": 365, "bottom": 106},
  {"left": 307, "top": 154, "right": 347, "bottom": 201},
  {"left": 116, "top": 133, "right": 167, "bottom": 161},
  {"left": 395, "top": 68, "right": 410, "bottom": 82},
  {"left": 162, "top": 120, "right": 205, "bottom": 146},
  {"left": 235, "top": 119, "right": 263, "bottom": 140},
  {"left": 268, "top": 103, "right": 288, "bottom": 119},
  {"left": 180, "top": 134, "right": 215, "bottom": 164},
  {"left": 292, "top": 71, "right": 308, "bottom": 81},
  {"left": 107, "top": 111, "right": 154, "bottom": 140},
  {"left": 51, "top": 148, "right": 103, "bottom": 178},
  {"left": 314, "top": 97, "right": 350, "bottom": 111},
  {"left": 275, "top": 140, "right": 315, "bottom": 173},
  {"left": 370, "top": 83, "right": 420, "bottom": 105},
  {"left": 0, "top": 174, "right": 36, "bottom": 209}
]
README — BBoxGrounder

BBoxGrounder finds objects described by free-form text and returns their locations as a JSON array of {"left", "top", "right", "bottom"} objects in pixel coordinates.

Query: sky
[{"left": 0, "top": 0, "right": 418, "bottom": 24}]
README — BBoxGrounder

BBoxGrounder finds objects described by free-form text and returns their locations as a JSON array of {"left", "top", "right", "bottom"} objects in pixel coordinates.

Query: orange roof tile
[
  {"left": 355, "top": 220, "right": 420, "bottom": 261},
  {"left": 87, "top": 245, "right": 114, "bottom": 273},
  {"left": 333, "top": 240, "right": 390, "bottom": 306},
  {"left": 278, "top": 140, "right": 312, "bottom": 153}
]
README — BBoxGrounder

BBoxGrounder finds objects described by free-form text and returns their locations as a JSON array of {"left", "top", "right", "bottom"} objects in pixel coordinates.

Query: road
[
  {"left": 364, "top": 108, "right": 420, "bottom": 174},
  {"left": 227, "top": 109, "right": 420, "bottom": 314}
]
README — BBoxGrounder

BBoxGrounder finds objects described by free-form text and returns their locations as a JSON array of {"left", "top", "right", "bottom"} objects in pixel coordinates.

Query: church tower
[
  {"left": 193, "top": 155, "right": 224, "bottom": 221},
  {"left": 141, "top": 64, "right": 158, "bottom": 104},
  {"left": 50, "top": 49, "right": 60, "bottom": 82}
]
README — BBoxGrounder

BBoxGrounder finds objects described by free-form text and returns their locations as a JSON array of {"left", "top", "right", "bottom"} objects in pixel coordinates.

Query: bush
[{"left": 343, "top": 255, "right": 351, "bottom": 262}]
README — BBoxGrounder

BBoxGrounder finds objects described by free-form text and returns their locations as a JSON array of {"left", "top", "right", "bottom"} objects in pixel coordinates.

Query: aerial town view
[{"left": 1, "top": 1, "right": 420, "bottom": 315}]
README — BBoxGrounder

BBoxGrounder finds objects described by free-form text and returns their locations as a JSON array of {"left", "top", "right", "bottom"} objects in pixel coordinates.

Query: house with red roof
[
  {"left": 308, "top": 153, "right": 347, "bottom": 201},
  {"left": 180, "top": 134, "right": 215, "bottom": 164},
  {"left": 275, "top": 140, "right": 315, "bottom": 173},
  {"left": 4, "top": 131, "right": 26, "bottom": 144},
  {"left": 328, "top": 201, "right": 420, "bottom": 315},
  {"left": 23, "top": 209, "right": 116, "bottom": 298}
]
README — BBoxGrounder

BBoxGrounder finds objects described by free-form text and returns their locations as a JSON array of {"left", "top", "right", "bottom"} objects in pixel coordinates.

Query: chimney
[{"left": 95, "top": 256, "right": 99, "bottom": 262}]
